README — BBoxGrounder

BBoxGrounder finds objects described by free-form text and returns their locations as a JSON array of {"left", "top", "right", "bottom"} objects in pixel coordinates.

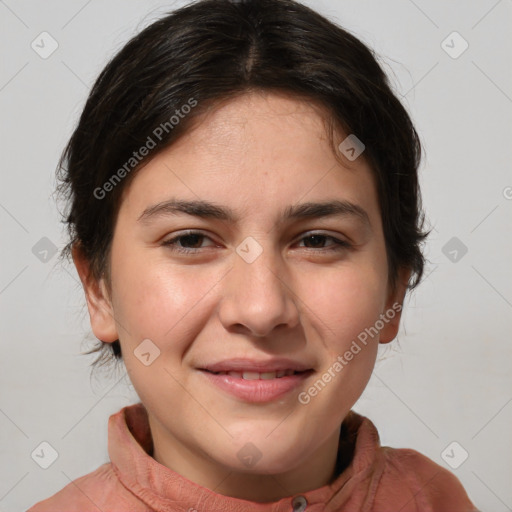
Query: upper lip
[{"left": 199, "top": 358, "right": 314, "bottom": 373}]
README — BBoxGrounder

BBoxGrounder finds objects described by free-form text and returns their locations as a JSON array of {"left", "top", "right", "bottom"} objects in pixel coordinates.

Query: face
[{"left": 74, "top": 91, "right": 407, "bottom": 499}]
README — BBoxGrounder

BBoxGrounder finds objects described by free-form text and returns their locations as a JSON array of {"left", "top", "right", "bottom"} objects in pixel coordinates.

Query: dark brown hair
[{"left": 56, "top": 0, "right": 428, "bottom": 370}]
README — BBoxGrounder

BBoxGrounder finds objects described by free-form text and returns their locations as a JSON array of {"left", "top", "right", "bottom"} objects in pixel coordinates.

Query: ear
[
  {"left": 72, "top": 244, "right": 119, "bottom": 343},
  {"left": 379, "top": 267, "right": 411, "bottom": 344}
]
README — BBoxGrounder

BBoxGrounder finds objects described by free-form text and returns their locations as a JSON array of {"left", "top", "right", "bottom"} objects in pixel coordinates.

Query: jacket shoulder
[
  {"left": 372, "top": 447, "right": 479, "bottom": 512},
  {"left": 26, "top": 463, "right": 150, "bottom": 512}
]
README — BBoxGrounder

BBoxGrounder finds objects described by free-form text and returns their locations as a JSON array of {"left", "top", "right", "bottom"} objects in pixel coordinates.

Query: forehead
[
  {"left": 183, "top": 92, "right": 331, "bottom": 148},
  {"left": 117, "top": 92, "right": 379, "bottom": 225}
]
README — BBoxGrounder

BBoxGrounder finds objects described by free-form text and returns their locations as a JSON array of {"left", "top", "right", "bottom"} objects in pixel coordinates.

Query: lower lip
[{"left": 199, "top": 370, "right": 314, "bottom": 403}]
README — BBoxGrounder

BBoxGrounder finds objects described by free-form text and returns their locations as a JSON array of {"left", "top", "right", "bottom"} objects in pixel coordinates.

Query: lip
[
  {"left": 198, "top": 357, "right": 314, "bottom": 373},
  {"left": 198, "top": 370, "right": 314, "bottom": 404}
]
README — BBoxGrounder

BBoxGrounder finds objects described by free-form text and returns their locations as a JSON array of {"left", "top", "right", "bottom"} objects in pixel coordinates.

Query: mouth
[
  {"left": 199, "top": 369, "right": 315, "bottom": 404},
  {"left": 202, "top": 369, "right": 308, "bottom": 379}
]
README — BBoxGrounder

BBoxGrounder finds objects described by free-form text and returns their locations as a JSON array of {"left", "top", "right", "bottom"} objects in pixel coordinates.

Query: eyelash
[{"left": 161, "top": 230, "right": 351, "bottom": 255}]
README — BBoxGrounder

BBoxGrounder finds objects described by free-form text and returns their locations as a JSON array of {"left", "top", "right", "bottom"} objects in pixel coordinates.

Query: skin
[{"left": 73, "top": 91, "right": 409, "bottom": 502}]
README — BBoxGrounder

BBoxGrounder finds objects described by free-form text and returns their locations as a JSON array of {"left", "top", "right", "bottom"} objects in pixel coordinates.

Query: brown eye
[
  {"left": 297, "top": 233, "right": 351, "bottom": 251},
  {"left": 162, "top": 231, "right": 215, "bottom": 254}
]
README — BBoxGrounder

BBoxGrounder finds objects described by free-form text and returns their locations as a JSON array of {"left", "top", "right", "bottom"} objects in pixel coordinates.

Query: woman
[{"left": 29, "top": 0, "right": 478, "bottom": 510}]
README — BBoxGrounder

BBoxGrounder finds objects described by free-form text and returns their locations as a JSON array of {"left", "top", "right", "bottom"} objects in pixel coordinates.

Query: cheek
[
  {"left": 112, "top": 250, "right": 233, "bottom": 361},
  {"left": 111, "top": 260, "right": 205, "bottom": 394},
  {"left": 110, "top": 249, "right": 222, "bottom": 350},
  {"left": 298, "top": 270, "right": 384, "bottom": 411},
  {"left": 306, "top": 264, "right": 387, "bottom": 345}
]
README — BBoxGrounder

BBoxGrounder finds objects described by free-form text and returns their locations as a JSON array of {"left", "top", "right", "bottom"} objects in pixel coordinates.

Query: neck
[{"left": 149, "top": 417, "right": 343, "bottom": 502}]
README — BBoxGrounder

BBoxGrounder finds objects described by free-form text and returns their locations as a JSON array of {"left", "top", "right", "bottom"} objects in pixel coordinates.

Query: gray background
[{"left": 1, "top": 0, "right": 511, "bottom": 510}]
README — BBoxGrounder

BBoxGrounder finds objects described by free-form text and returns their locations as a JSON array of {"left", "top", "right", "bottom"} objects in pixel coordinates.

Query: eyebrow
[{"left": 137, "top": 198, "right": 370, "bottom": 227}]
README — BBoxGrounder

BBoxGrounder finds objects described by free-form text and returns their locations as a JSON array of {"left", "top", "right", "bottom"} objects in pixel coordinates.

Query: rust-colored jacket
[{"left": 28, "top": 403, "right": 478, "bottom": 512}]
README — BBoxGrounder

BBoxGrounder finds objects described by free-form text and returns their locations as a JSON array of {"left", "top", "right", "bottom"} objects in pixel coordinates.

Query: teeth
[
  {"left": 212, "top": 370, "right": 299, "bottom": 379},
  {"left": 242, "top": 371, "right": 260, "bottom": 380}
]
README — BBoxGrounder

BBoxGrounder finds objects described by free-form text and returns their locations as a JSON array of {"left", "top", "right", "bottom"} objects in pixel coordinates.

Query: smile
[
  {"left": 199, "top": 368, "right": 314, "bottom": 402},
  {"left": 205, "top": 369, "right": 301, "bottom": 379}
]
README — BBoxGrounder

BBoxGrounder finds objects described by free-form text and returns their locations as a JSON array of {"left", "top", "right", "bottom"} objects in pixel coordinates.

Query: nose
[{"left": 217, "top": 240, "right": 300, "bottom": 338}]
